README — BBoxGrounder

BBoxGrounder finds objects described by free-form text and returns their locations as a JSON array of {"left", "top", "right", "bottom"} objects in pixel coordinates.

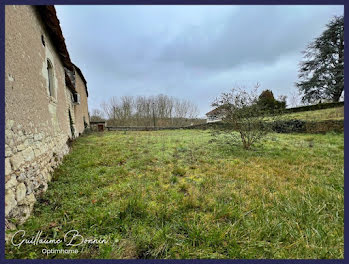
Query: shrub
[
  {"left": 271, "top": 120, "right": 306, "bottom": 133},
  {"left": 269, "top": 119, "right": 344, "bottom": 134},
  {"left": 212, "top": 84, "right": 280, "bottom": 149}
]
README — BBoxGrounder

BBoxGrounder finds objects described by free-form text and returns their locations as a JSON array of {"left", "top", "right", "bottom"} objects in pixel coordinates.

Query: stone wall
[
  {"left": 73, "top": 72, "right": 89, "bottom": 135},
  {"left": 5, "top": 120, "right": 70, "bottom": 228},
  {"left": 5, "top": 5, "right": 88, "bottom": 229}
]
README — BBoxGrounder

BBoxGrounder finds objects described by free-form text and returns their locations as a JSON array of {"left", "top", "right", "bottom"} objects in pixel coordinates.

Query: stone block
[
  {"left": 5, "top": 130, "right": 10, "bottom": 140},
  {"left": 10, "top": 152, "right": 24, "bottom": 170},
  {"left": 6, "top": 120, "right": 14, "bottom": 130},
  {"left": 5, "top": 158, "right": 12, "bottom": 176},
  {"left": 23, "top": 138, "right": 32, "bottom": 146},
  {"left": 34, "top": 148, "right": 43, "bottom": 157},
  {"left": 34, "top": 133, "right": 43, "bottom": 141},
  {"left": 26, "top": 182, "right": 34, "bottom": 194},
  {"left": 5, "top": 145, "right": 13, "bottom": 158},
  {"left": 22, "top": 147, "right": 35, "bottom": 162},
  {"left": 5, "top": 151, "right": 12, "bottom": 158},
  {"left": 17, "top": 144, "right": 26, "bottom": 152},
  {"left": 5, "top": 175, "right": 18, "bottom": 189},
  {"left": 16, "top": 183, "right": 27, "bottom": 203},
  {"left": 18, "top": 193, "right": 36, "bottom": 206},
  {"left": 5, "top": 189, "right": 17, "bottom": 217},
  {"left": 17, "top": 172, "right": 26, "bottom": 183},
  {"left": 7, "top": 138, "right": 15, "bottom": 148},
  {"left": 5, "top": 174, "right": 11, "bottom": 183}
]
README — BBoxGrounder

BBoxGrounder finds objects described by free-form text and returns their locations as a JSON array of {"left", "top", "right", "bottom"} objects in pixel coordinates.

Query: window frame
[{"left": 47, "top": 59, "right": 55, "bottom": 99}]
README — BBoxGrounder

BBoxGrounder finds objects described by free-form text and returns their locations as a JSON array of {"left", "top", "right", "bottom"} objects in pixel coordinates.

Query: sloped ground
[
  {"left": 6, "top": 130, "right": 344, "bottom": 259},
  {"left": 280, "top": 106, "right": 344, "bottom": 121}
]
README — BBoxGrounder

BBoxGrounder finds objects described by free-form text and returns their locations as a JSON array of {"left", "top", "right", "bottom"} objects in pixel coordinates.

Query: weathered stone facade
[
  {"left": 73, "top": 68, "right": 89, "bottom": 135},
  {"left": 5, "top": 5, "right": 89, "bottom": 228}
]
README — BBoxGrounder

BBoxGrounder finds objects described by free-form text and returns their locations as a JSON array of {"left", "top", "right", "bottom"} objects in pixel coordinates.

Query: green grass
[
  {"left": 5, "top": 130, "right": 344, "bottom": 259},
  {"left": 280, "top": 106, "right": 344, "bottom": 121}
]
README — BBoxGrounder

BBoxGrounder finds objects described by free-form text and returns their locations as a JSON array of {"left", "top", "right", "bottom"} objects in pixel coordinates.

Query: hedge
[
  {"left": 304, "top": 120, "right": 344, "bottom": 133},
  {"left": 271, "top": 120, "right": 306, "bottom": 133},
  {"left": 187, "top": 119, "right": 344, "bottom": 134},
  {"left": 283, "top": 101, "right": 344, "bottom": 114},
  {"left": 106, "top": 118, "right": 344, "bottom": 134}
]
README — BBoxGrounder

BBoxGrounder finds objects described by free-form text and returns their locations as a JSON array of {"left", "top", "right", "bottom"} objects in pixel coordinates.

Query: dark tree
[
  {"left": 296, "top": 15, "right": 344, "bottom": 103},
  {"left": 257, "top": 90, "right": 286, "bottom": 111},
  {"left": 258, "top": 90, "right": 275, "bottom": 107}
]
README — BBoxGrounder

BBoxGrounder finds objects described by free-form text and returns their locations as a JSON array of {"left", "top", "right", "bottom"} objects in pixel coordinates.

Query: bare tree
[
  {"left": 101, "top": 100, "right": 112, "bottom": 119},
  {"left": 188, "top": 103, "right": 199, "bottom": 119},
  {"left": 288, "top": 91, "right": 302, "bottom": 108},
  {"left": 120, "top": 96, "right": 134, "bottom": 124},
  {"left": 101, "top": 97, "right": 122, "bottom": 125},
  {"left": 174, "top": 99, "right": 189, "bottom": 119},
  {"left": 90, "top": 109, "right": 104, "bottom": 122},
  {"left": 212, "top": 83, "right": 274, "bottom": 150},
  {"left": 101, "top": 94, "right": 202, "bottom": 127}
]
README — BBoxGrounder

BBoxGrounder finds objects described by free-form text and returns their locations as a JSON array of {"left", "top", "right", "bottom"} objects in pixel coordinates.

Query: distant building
[
  {"left": 5, "top": 5, "right": 89, "bottom": 228},
  {"left": 90, "top": 121, "right": 107, "bottom": 132},
  {"left": 205, "top": 106, "right": 225, "bottom": 123}
]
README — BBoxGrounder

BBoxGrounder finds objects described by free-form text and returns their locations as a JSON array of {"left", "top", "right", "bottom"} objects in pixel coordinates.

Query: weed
[{"left": 172, "top": 167, "right": 186, "bottom": 177}]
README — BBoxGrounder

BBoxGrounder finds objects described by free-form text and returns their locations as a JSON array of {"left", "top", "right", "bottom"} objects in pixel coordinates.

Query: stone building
[
  {"left": 5, "top": 5, "right": 89, "bottom": 228},
  {"left": 90, "top": 121, "right": 107, "bottom": 132}
]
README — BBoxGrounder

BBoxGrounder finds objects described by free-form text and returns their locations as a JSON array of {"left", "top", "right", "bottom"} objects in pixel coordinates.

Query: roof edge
[{"left": 35, "top": 5, "right": 88, "bottom": 96}]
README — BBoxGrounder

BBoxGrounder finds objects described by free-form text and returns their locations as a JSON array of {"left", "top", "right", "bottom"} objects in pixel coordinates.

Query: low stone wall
[{"left": 5, "top": 120, "right": 70, "bottom": 229}]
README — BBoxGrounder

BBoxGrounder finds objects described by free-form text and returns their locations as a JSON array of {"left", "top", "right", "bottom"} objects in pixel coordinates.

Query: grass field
[
  {"left": 280, "top": 106, "right": 344, "bottom": 121},
  {"left": 5, "top": 130, "right": 344, "bottom": 259}
]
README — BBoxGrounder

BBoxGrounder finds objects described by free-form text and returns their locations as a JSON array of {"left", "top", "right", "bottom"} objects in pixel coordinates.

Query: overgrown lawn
[{"left": 5, "top": 130, "right": 344, "bottom": 259}]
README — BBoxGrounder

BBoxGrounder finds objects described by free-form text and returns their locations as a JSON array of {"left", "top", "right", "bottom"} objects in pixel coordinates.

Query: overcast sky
[{"left": 55, "top": 5, "right": 343, "bottom": 117}]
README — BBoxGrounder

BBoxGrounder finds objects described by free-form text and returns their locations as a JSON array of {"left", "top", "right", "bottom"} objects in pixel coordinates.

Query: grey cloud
[
  {"left": 55, "top": 5, "right": 343, "bottom": 116},
  {"left": 159, "top": 6, "right": 344, "bottom": 70}
]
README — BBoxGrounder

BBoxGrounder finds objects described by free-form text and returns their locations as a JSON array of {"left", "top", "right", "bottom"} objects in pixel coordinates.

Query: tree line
[{"left": 90, "top": 94, "right": 203, "bottom": 127}]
